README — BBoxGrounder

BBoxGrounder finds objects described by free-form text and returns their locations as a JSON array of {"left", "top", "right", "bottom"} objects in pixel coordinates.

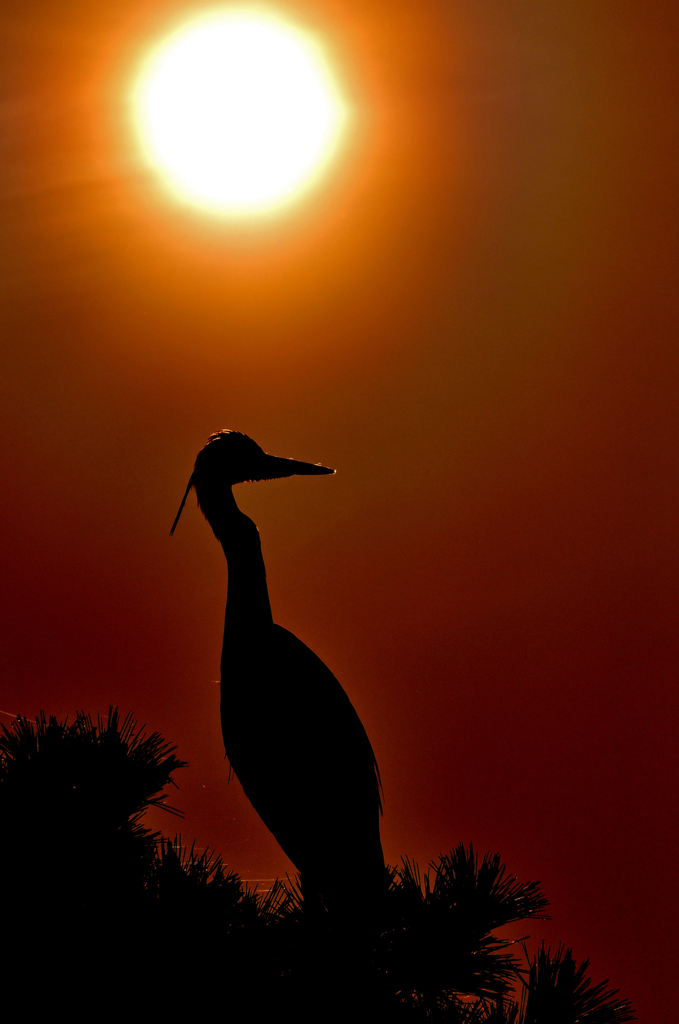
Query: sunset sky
[{"left": 2, "top": 1, "right": 677, "bottom": 1017}]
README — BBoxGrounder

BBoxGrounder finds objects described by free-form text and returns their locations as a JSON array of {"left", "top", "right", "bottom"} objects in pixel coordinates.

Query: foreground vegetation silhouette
[{"left": 0, "top": 710, "right": 634, "bottom": 1023}]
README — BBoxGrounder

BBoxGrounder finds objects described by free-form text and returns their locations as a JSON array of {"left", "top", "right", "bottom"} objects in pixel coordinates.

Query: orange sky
[{"left": 1, "top": 1, "right": 677, "bottom": 1017}]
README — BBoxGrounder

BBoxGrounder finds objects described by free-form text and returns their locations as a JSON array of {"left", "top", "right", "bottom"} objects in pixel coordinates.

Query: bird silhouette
[{"left": 171, "top": 430, "right": 384, "bottom": 917}]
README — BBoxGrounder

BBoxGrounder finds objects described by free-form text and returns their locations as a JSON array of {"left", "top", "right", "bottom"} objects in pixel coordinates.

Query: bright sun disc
[{"left": 133, "top": 9, "right": 346, "bottom": 215}]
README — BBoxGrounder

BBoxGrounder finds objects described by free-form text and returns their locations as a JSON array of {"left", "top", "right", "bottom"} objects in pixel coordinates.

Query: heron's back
[{"left": 220, "top": 624, "right": 384, "bottom": 884}]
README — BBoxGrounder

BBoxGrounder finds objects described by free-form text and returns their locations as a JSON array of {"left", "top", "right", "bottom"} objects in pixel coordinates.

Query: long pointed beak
[{"left": 260, "top": 455, "right": 335, "bottom": 479}]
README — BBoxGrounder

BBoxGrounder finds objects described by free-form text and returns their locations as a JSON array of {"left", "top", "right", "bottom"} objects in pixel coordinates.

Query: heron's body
[{"left": 173, "top": 431, "right": 384, "bottom": 910}]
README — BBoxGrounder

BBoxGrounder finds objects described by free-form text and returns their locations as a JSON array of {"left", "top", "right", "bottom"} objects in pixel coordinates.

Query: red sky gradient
[{"left": 1, "top": 1, "right": 677, "bottom": 1017}]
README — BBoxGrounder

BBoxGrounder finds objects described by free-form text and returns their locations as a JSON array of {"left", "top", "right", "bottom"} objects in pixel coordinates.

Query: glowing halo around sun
[{"left": 133, "top": 8, "right": 347, "bottom": 216}]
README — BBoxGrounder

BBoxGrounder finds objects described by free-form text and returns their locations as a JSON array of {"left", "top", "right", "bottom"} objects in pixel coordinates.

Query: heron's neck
[{"left": 203, "top": 488, "right": 274, "bottom": 637}]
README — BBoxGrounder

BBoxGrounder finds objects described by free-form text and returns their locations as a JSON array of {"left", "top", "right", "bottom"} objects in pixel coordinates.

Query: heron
[{"left": 171, "top": 430, "right": 384, "bottom": 918}]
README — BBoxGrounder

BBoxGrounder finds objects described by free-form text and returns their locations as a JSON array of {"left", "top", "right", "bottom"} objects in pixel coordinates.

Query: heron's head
[{"left": 171, "top": 430, "right": 334, "bottom": 534}]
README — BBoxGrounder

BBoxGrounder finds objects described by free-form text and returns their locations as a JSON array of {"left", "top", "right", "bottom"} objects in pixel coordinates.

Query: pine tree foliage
[
  {"left": 0, "top": 707, "right": 185, "bottom": 818},
  {"left": 0, "top": 708, "right": 186, "bottom": 908},
  {"left": 148, "top": 835, "right": 269, "bottom": 935},
  {"left": 378, "top": 847, "right": 549, "bottom": 1018},
  {"left": 518, "top": 943, "right": 635, "bottom": 1024},
  {"left": 0, "top": 709, "right": 635, "bottom": 1024}
]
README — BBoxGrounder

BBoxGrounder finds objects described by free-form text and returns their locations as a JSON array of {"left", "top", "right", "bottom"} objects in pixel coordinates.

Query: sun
[{"left": 133, "top": 8, "right": 346, "bottom": 216}]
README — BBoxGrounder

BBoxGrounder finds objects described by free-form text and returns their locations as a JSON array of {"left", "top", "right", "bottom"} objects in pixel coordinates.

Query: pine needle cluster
[{"left": 0, "top": 710, "right": 634, "bottom": 1023}]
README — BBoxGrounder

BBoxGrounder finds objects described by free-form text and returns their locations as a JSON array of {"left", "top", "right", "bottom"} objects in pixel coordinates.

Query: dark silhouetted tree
[{"left": 0, "top": 710, "right": 634, "bottom": 1024}]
